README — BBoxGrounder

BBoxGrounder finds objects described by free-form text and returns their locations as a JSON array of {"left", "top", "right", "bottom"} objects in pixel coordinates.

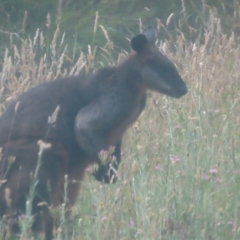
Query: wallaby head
[{"left": 130, "top": 27, "right": 187, "bottom": 98}]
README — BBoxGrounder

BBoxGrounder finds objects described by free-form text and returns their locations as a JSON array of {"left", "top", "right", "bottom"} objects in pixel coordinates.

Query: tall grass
[{"left": 0, "top": 9, "right": 240, "bottom": 240}]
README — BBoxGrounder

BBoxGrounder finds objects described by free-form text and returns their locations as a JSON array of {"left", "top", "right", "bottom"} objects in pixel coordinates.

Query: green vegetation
[
  {"left": 0, "top": 0, "right": 239, "bottom": 53},
  {"left": 0, "top": 0, "right": 240, "bottom": 239}
]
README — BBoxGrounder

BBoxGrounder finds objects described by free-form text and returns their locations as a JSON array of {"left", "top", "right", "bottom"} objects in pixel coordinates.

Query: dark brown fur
[{"left": 0, "top": 27, "right": 187, "bottom": 239}]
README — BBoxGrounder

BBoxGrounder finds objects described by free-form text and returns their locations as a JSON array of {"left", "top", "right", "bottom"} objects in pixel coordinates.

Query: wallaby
[{"left": 0, "top": 27, "right": 187, "bottom": 239}]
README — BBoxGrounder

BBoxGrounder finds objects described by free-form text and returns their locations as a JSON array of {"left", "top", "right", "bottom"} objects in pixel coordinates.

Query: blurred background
[{"left": 0, "top": 0, "right": 239, "bottom": 55}]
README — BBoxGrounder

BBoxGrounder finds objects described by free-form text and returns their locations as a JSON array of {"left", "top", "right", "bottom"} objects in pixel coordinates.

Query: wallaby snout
[{"left": 173, "top": 80, "right": 188, "bottom": 98}]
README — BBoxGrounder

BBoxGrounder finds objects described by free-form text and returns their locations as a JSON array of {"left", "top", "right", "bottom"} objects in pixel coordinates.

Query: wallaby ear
[
  {"left": 131, "top": 34, "right": 148, "bottom": 54},
  {"left": 142, "top": 27, "right": 156, "bottom": 45}
]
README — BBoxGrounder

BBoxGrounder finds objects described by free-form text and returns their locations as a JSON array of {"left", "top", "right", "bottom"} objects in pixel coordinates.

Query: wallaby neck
[
  {"left": 115, "top": 52, "right": 144, "bottom": 87},
  {"left": 117, "top": 52, "right": 141, "bottom": 71}
]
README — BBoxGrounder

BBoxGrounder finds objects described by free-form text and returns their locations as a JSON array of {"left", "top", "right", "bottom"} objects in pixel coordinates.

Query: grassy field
[{"left": 0, "top": 13, "right": 240, "bottom": 240}]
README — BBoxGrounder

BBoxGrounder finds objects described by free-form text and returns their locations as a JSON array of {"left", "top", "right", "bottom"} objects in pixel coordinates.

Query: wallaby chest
[{"left": 107, "top": 89, "right": 146, "bottom": 145}]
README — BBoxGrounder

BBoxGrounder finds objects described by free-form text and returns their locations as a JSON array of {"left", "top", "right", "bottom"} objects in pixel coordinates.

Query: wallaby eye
[{"left": 147, "top": 59, "right": 164, "bottom": 71}]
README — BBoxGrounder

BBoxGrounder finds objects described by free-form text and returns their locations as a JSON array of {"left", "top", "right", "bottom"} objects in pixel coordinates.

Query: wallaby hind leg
[
  {"left": 1, "top": 211, "right": 20, "bottom": 240},
  {"left": 0, "top": 139, "right": 69, "bottom": 239},
  {"left": 31, "top": 202, "right": 54, "bottom": 240}
]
